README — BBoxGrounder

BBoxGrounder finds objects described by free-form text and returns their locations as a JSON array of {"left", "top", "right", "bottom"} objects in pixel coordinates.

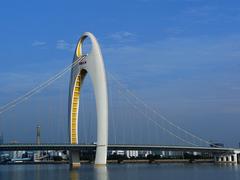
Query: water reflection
[
  {"left": 70, "top": 169, "right": 79, "bottom": 180},
  {"left": 69, "top": 165, "right": 108, "bottom": 180},
  {"left": 1, "top": 163, "right": 240, "bottom": 180},
  {"left": 94, "top": 166, "right": 108, "bottom": 180},
  {"left": 35, "top": 165, "right": 41, "bottom": 180}
]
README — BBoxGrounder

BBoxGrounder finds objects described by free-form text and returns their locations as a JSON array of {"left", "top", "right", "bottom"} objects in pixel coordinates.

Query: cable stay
[
  {"left": 0, "top": 55, "right": 87, "bottom": 115},
  {"left": 107, "top": 71, "right": 213, "bottom": 147},
  {"left": 119, "top": 88, "right": 198, "bottom": 146},
  {"left": 0, "top": 56, "right": 215, "bottom": 147}
]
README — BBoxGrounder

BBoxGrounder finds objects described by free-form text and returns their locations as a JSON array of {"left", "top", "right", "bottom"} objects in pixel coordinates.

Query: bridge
[
  {"left": 1, "top": 143, "right": 239, "bottom": 164},
  {"left": 0, "top": 144, "right": 236, "bottom": 153},
  {"left": 0, "top": 32, "right": 239, "bottom": 167}
]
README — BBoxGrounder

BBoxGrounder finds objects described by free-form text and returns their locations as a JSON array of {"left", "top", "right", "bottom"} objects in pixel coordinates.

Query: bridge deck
[{"left": 0, "top": 144, "right": 236, "bottom": 153}]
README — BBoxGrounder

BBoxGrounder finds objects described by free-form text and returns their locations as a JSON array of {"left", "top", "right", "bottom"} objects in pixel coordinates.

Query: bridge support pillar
[
  {"left": 215, "top": 153, "right": 238, "bottom": 163},
  {"left": 223, "top": 156, "right": 226, "bottom": 162},
  {"left": 232, "top": 154, "right": 237, "bottom": 163},
  {"left": 70, "top": 150, "right": 80, "bottom": 168}
]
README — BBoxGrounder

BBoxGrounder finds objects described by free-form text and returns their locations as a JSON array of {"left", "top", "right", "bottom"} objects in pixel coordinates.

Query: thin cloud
[
  {"left": 56, "top": 40, "right": 74, "bottom": 51},
  {"left": 32, "top": 41, "right": 47, "bottom": 47},
  {"left": 108, "top": 31, "right": 136, "bottom": 43}
]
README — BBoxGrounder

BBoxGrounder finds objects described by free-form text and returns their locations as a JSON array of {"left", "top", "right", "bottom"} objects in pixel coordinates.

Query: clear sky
[{"left": 0, "top": 0, "right": 240, "bottom": 147}]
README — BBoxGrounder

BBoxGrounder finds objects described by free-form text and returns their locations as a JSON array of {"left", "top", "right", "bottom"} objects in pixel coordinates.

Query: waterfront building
[
  {"left": 11, "top": 151, "right": 26, "bottom": 159},
  {"left": 111, "top": 150, "right": 125, "bottom": 156},
  {"left": 126, "top": 150, "right": 139, "bottom": 158},
  {"left": 35, "top": 125, "right": 41, "bottom": 161}
]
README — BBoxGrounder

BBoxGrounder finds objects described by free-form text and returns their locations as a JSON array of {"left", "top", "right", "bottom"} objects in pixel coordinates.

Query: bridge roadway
[{"left": 0, "top": 144, "right": 237, "bottom": 154}]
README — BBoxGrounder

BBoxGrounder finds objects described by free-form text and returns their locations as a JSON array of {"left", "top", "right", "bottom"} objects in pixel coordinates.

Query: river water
[{"left": 0, "top": 163, "right": 240, "bottom": 180}]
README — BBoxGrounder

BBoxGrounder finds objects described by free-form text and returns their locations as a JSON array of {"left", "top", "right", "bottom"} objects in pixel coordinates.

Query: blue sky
[{"left": 0, "top": 0, "right": 240, "bottom": 146}]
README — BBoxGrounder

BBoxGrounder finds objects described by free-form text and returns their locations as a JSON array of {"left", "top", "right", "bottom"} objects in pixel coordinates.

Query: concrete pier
[
  {"left": 214, "top": 151, "right": 239, "bottom": 163},
  {"left": 70, "top": 150, "right": 81, "bottom": 168}
]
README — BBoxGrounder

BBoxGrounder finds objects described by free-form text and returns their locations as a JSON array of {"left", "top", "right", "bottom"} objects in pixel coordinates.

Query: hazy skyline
[{"left": 0, "top": 0, "right": 240, "bottom": 147}]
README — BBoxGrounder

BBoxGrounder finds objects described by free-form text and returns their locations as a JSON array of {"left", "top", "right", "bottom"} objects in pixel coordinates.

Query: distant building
[
  {"left": 35, "top": 125, "right": 41, "bottom": 161},
  {"left": 193, "top": 151, "right": 201, "bottom": 156},
  {"left": 138, "top": 150, "right": 152, "bottom": 158},
  {"left": 8, "top": 140, "right": 21, "bottom": 160},
  {"left": 36, "top": 125, "right": 41, "bottom": 145},
  {"left": 111, "top": 150, "right": 125, "bottom": 156},
  {"left": 22, "top": 151, "right": 34, "bottom": 160},
  {"left": 162, "top": 151, "right": 171, "bottom": 157},
  {"left": 126, "top": 150, "right": 138, "bottom": 158},
  {"left": 169, "top": 151, "right": 184, "bottom": 157},
  {"left": 10, "top": 151, "right": 26, "bottom": 160}
]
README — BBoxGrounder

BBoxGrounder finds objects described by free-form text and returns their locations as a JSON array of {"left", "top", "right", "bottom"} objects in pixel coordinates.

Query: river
[{"left": 0, "top": 163, "right": 240, "bottom": 180}]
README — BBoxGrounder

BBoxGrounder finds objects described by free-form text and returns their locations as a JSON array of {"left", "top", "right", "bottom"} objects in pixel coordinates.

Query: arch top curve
[{"left": 75, "top": 32, "right": 99, "bottom": 58}]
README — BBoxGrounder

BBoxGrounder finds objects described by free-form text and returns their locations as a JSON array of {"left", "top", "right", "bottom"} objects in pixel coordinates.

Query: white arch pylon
[{"left": 68, "top": 32, "right": 108, "bottom": 166}]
